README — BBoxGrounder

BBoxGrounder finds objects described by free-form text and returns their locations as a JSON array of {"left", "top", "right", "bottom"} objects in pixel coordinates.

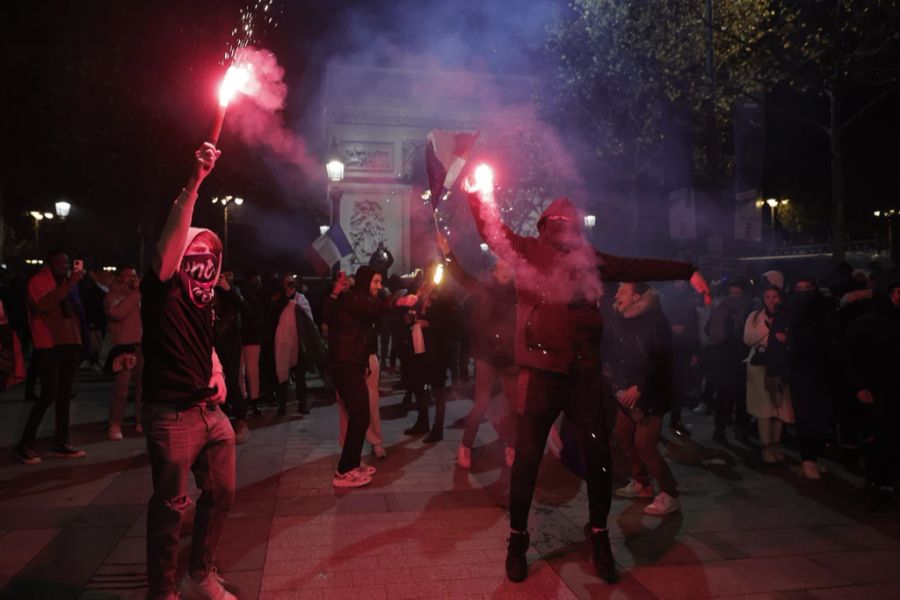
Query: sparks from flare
[{"left": 433, "top": 263, "right": 444, "bottom": 285}]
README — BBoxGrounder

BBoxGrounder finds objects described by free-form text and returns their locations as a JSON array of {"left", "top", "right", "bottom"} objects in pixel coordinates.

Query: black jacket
[
  {"left": 845, "top": 276, "right": 900, "bottom": 402},
  {"left": 604, "top": 291, "right": 673, "bottom": 416},
  {"left": 324, "top": 289, "right": 393, "bottom": 366}
]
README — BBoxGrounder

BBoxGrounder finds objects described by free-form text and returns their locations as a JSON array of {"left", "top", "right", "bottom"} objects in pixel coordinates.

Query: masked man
[
  {"left": 140, "top": 143, "right": 236, "bottom": 600},
  {"left": 464, "top": 176, "right": 709, "bottom": 585}
]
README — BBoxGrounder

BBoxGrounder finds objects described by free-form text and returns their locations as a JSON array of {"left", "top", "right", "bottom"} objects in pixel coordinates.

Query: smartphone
[{"left": 73, "top": 259, "right": 84, "bottom": 272}]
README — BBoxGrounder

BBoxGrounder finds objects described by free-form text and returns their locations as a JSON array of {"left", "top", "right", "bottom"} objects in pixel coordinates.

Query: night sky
[{"left": 3, "top": 0, "right": 898, "bottom": 270}]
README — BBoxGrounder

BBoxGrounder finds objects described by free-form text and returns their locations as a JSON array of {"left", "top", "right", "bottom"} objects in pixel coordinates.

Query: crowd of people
[{"left": 0, "top": 144, "right": 897, "bottom": 598}]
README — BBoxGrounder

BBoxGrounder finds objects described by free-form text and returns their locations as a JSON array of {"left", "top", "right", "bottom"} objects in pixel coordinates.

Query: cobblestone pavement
[{"left": 0, "top": 371, "right": 898, "bottom": 599}]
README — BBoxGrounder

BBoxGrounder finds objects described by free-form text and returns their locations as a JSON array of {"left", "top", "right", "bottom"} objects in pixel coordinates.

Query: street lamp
[
  {"left": 55, "top": 201, "right": 71, "bottom": 219},
  {"left": 874, "top": 209, "right": 897, "bottom": 259},
  {"left": 325, "top": 136, "right": 345, "bottom": 183},
  {"left": 325, "top": 136, "right": 345, "bottom": 274},
  {"left": 212, "top": 196, "right": 245, "bottom": 263},
  {"left": 765, "top": 198, "right": 789, "bottom": 244},
  {"left": 28, "top": 211, "right": 53, "bottom": 248}
]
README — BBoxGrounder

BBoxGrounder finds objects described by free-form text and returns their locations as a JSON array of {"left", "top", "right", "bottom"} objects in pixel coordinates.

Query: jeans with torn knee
[{"left": 143, "top": 402, "right": 236, "bottom": 599}]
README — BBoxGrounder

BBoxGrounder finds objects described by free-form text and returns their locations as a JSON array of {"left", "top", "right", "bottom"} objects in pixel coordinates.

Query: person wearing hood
[
  {"left": 103, "top": 265, "right": 143, "bottom": 441},
  {"left": 781, "top": 277, "right": 839, "bottom": 480},
  {"left": 465, "top": 180, "right": 710, "bottom": 584},
  {"left": 326, "top": 266, "right": 417, "bottom": 487},
  {"left": 743, "top": 285, "right": 794, "bottom": 464},
  {"left": 15, "top": 249, "right": 87, "bottom": 464},
  {"left": 139, "top": 144, "right": 236, "bottom": 600},
  {"left": 845, "top": 274, "right": 900, "bottom": 509},
  {"left": 606, "top": 283, "right": 681, "bottom": 516},
  {"left": 706, "top": 277, "right": 754, "bottom": 445}
]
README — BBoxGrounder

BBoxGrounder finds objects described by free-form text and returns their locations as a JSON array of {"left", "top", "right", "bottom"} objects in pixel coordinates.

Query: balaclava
[{"left": 180, "top": 227, "right": 222, "bottom": 308}]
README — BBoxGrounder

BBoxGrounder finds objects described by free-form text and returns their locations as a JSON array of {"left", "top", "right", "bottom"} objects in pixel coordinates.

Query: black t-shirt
[{"left": 141, "top": 268, "right": 215, "bottom": 405}]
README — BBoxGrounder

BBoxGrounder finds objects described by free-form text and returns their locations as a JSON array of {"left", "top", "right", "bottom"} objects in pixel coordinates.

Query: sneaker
[
  {"left": 52, "top": 444, "right": 86, "bottom": 459},
  {"left": 505, "top": 446, "right": 516, "bottom": 468},
  {"left": 802, "top": 460, "right": 821, "bottom": 480},
  {"left": 669, "top": 422, "right": 692, "bottom": 439},
  {"left": 614, "top": 479, "right": 654, "bottom": 499},
  {"left": 584, "top": 524, "right": 617, "bottom": 583},
  {"left": 354, "top": 464, "right": 377, "bottom": 477},
  {"left": 107, "top": 423, "right": 124, "bottom": 441},
  {"left": 505, "top": 531, "right": 530, "bottom": 582},
  {"left": 457, "top": 444, "right": 472, "bottom": 469},
  {"left": 15, "top": 445, "right": 41, "bottom": 465},
  {"left": 761, "top": 446, "right": 778, "bottom": 464},
  {"left": 332, "top": 470, "right": 372, "bottom": 488},
  {"left": 644, "top": 492, "right": 681, "bottom": 516},
  {"left": 233, "top": 420, "right": 250, "bottom": 445},
  {"left": 372, "top": 444, "right": 387, "bottom": 459},
  {"left": 178, "top": 568, "right": 235, "bottom": 600}
]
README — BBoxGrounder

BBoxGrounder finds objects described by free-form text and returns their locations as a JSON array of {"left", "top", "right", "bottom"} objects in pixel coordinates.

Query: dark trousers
[
  {"left": 217, "top": 340, "right": 244, "bottom": 420},
  {"left": 331, "top": 362, "right": 369, "bottom": 474},
  {"left": 509, "top": 367, "right": 612, "bottom": 532},
  {"left": 614, "top": 412, "right": 678, "bottom": 496},
  {"left": 20, "top": 345, "right": 80, "bottom": 447},
  {"left": 670, "top": 347, "right": 696, "bottom": 425},
  {"left": 713, "top": 360, "right": 748, "bottom": 432},
  {"left": 143, "top": 402, "right": 236, "bottom": 599}
]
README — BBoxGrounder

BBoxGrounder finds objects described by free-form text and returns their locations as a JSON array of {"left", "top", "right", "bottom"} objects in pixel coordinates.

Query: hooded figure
[
  {"left": 142, "top": 226, "right": 223, "bottom": 406},
  {"left": 466, "top": 188, "right": 703, "bottom": 584}
]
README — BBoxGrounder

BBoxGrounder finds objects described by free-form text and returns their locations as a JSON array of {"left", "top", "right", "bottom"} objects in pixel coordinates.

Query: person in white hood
[{"left": 139, "top": 143, "right": 236, "bottom": 600}]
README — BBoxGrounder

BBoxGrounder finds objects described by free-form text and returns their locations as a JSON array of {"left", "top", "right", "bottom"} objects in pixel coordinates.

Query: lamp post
[
  {"left": 55, "top": 201, "right": 71, "bottom": 219},
  {"left": 28, "top": 211, "right": 54, "bottom": 249},
  {"left": 212, "top": 195, "right": 244, "bottom": 264},
  {"left": 325, "top": 136, "right": 345, "bottom": 226},
  {"left": 874, "top": 209, "right": 896, "bottom": 259},
  {"left": 766, "top": 198, "right": 789, "bottom": 245}
]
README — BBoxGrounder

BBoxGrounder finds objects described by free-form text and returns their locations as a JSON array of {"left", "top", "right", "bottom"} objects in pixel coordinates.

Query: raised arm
[
  {"left": 153, "top": 144, "right": 221, "bottom": 282},
  {"left": 599, "top": 252, "right": 711, "bottom": 304},
  {"left": 465, "top": 191, "right": 529, "bottom": 264}
]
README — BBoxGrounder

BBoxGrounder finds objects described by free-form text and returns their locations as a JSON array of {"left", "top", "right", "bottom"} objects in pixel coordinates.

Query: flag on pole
[
  {"left": 303, "top": 224, "right": 353, "bottom": 276},
  {"left": 426, "top": 130, "right": 479, "bottom": 209}
]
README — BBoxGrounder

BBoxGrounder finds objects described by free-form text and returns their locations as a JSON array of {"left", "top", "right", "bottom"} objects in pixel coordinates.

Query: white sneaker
[
  {"left": 456, "top": 444, "right": 471, "bottom": 469},
  {"left": 178, "top": 568, "right": 236, "bottom": 600},
  {"left": 333, "top": 470, "right": 372, "bottom": 488},
  {"left": 354, "top": 464, "right": 376, "bottom": 476},
  {"left": 233, "top": 420, "right": 250, "bottom": 445},
  {"left": 614, "top": 479, "right": 654, "bottom": 499},
  {"left": 505, "top": 446, "right": 516, "bottom": 468},
  {"left": 107, "top": 423, "right": 123, "bottom": 441},
  {"left": 644, "top": 492, "right": 681, "bottom": 516},
  {"left": 802, "top": 460, "right": 821, "bottom": 480}
]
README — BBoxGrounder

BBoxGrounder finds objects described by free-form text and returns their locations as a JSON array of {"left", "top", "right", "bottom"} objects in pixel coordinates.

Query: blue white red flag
[
  {"left": 303, "top": 224, "right": 353, "bottom": 276},
  {"left": 426, "top": 130, "right": 479, "bottom": 209}
]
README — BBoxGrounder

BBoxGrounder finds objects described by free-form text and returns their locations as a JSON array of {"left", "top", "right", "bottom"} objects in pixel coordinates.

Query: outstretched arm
[
  {"left": 599, "top": 252, "right": 711, "bottom": 304},
  {"left": 153, "top": 143, "right": 221, "bottom": 282},
  {"left": 464, "top": 190, "right": 528, "bottom": 264}
]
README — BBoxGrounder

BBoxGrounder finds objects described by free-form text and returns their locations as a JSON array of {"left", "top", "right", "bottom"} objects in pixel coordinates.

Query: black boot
[
  {"left": 584, "top": 524, "right": 617, "bottom": 583},
  {"left": 505, "top": 531, "right": 529, "bottom": 582}
]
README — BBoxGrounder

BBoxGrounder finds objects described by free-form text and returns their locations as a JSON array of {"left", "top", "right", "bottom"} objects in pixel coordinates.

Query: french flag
[
  {"left": 426, "top": 130, "right": 479, "bottom": 209},
  {"left": 303, "top": 224, "right": 353, "bottom": 276}
]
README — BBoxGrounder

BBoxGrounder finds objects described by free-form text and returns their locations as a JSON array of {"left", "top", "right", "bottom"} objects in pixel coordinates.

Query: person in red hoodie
[
  {"left": 464, "top": 177, "right": 710, "bottom": 584},
  {"left": 15, "top": 249, "right": 86, "bottom": 464}
]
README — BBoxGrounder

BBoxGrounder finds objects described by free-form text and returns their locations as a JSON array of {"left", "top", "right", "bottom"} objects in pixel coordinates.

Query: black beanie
[{"left": 354, "top": 265, "right": 377, "bottom": 292}]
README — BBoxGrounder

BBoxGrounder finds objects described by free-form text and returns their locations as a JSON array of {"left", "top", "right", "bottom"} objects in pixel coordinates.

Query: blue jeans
[{"left": 143, "top": 402, "right": 236, "bottom": 599}]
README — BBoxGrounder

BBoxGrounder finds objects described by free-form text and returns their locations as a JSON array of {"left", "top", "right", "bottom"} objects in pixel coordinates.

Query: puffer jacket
[
  {"left": 603, "top": 290, "right": 673, "bottom": 415},
  {"left": 468, "top": 194, "right": 695, "bottom": 373}
]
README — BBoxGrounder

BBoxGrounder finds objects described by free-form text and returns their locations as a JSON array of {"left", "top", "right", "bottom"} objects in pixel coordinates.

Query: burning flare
[
  {"left": 473, "top": 164, "right": 494, "bottom": 194},
  {"left": 433, "top": 263, "right": 444, "bottom": 285},
  {"left": 219, "top": 64, "right": 252, "bottom": 107}
]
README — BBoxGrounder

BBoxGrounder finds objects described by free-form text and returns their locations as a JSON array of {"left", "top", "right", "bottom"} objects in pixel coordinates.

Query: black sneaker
[
  {"left": 584, "top": 524, "right": 617, "bottom": 583},
  {"left": 404, "top": 421, "right": 429, "bottom": 435},
  {"left": 52, "top": 444, "right": 86, "bottom": 459},
  {"left": 15, "top": 445, "right": 41, "bottom": 465},
  {"left": 505, "top": 531, "right": 529, "bottom": 582},
  {"left": 670, "top": 422, "right": 692, "bottom": 439}
]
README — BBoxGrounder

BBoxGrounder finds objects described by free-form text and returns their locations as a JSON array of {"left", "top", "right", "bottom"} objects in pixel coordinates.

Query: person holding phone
[{"left": 15, "top": 249, "right": 86, "bottom": 464}]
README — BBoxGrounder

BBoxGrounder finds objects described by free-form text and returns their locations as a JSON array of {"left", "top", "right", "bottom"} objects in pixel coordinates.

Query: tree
[{"left": 760, "top": 1, "right": 900, "bottom": 258}]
